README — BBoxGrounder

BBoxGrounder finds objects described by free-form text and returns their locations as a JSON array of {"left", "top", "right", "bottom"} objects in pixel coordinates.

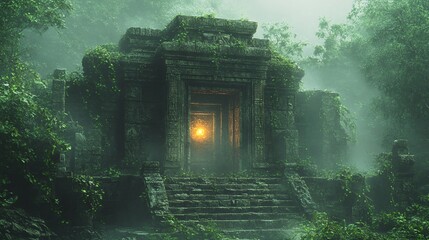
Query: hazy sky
[
  {"left": 213, "top": 0, "right": 355, "bottom": 49},
  {"left": 128, "top": 0, "right": 355, "bottom": 51}
]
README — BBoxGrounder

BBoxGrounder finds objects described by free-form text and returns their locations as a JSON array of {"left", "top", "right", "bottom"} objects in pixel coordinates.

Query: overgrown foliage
[
  {"left": 0, "top": 0, "right": 70, "bottom": 218},
  {"left": 71, "top": 175, "right": 104, "bottom": 216},
  {"left": 160, "top": 215, "right": 231, "bottom": 240},
  {"left": 301, "top": 197, "right": 429, "bottom": 240},
  {"left": 301, "top": 212, "right": 379, "bottom": 240},
  {"left": 267, "top": 52, "right": 304, "bottom": 90},
  {"left": 66, "top": 44, "right": 121, "bottom": 131},
  {"left": 80, "top": 44, "right": 121, "bottom": 116},
  {"left": 0, "top": 69, "right": 68, "bottom": 215},
  {"left": 0, "top": 0, "right": 71, "bottom": 75},
  {"left": 335, "top": 168, "right": 373, "bottom": 222},
  {"left": 263, "top": 22, "right": 306, "bottom": 61},
  {"left": 308, "top": 0, "right": 429, "bottom": 148},
  {"left": 64, "top": 44, "right": 122, "bottom": 172}
]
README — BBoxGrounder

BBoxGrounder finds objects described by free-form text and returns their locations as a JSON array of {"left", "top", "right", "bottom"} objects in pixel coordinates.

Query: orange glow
[
  {"left": 196, "top": 128, "right": 205, "bottom": 137},
  {"left": 190, "top": 113, "right": 214, "bottom": 143},
  {"left": 191, "top": 125, "right": 208, "bottom": 142}
]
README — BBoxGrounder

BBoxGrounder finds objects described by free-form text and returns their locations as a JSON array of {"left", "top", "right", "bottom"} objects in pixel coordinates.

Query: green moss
[
  {"left": 68, "top": 44, "right": 122, "bottom": 128},
  {"left": 267, "top": 52, "right": 304, "bottom": 90},
  {"left": 82, "top": 44, "right": 121, "bottom": 96}
]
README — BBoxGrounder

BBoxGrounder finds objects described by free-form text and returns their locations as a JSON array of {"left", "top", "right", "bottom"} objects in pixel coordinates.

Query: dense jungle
[{"left": 1, "top": 0, "right": 429, "bottom": 239}]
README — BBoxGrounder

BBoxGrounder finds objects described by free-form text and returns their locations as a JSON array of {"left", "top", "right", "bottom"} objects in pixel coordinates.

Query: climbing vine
[{"left": 72, "top": 175, "right": 104, "bottom": 215}]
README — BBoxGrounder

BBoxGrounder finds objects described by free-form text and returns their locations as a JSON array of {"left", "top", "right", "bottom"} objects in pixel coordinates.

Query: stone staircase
[{"left": 164, "top": 176, "right": 305, "bottom": 239}]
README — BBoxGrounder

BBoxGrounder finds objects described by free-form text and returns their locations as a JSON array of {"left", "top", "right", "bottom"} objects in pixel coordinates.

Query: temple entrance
[{"left": 187, "top": 88, "right": 241, "bottom": 174}]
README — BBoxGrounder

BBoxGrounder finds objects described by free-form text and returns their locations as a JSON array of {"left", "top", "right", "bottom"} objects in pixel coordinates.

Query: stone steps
[
  {"left": 169, "top": 199, "right": 295, "bottom": 208},
  {"left": 166, "top": 183, "right": 282, "bottom": 189},
  {"left": 169, "top": 205, "right": 299, "bottom": 214},
  {"left": 172, "top": 212, "right": 298, "bottom": 220},
  {"left": 168, "top": 192, "right": 293, "bottom": 200},
  {"left": 180, "top": 218, "right": 298, "bottom": 229},
  {"left": 165, "top": 177, "right": 283, "bottom": 184},
  {"left": 167, "top": 189, "right": 289, "bottom": 196},
  {"left": 164, "top": 176, "right": 304, "bottom": 239}
]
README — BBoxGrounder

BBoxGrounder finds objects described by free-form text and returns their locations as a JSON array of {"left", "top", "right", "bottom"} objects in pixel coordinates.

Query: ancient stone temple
[
  {"left": 117, "top": 15, "right": 305, "bottom": 175},
  {"left": 56, "top": 16, "right": 354, "bottom": 239},
  {"left": 62, "top": 15, "right": 348, "bottom": 175}
]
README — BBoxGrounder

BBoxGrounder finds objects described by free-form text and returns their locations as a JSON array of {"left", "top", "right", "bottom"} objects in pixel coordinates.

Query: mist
[
  {"left": 21, "top": 0, "right": 382, "bottom": 172},
  {"left": 5, "top": 0, "right": 429, "bottom": 239},
  {"left": 21, "top": 0, "right": 383, "bottom": 178},
  {"left": 23, "top": 0, "right": 354, "bottom": 73}
]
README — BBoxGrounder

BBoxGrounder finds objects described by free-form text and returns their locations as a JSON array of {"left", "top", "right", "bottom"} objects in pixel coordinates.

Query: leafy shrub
[
  {"left": 72, "top": 175, "right": 104, "bottom": 216},
  {"left": 162, "top": 214, "right": 230, "bottom": 240},
  {"left": 0, "top": 71, "right": 68, "bottom": 215},
  {"left": 301, "top": 212, "right": 380, "bottom": 240},
  {"left": 301, "top": 200, "right": 429, "bottom": 240}
]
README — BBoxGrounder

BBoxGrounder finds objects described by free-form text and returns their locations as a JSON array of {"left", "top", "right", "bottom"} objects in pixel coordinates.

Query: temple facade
[
  {"left": 118, "top": 16, "right": 304, "bottom": 175},
  {"left": 63, "top": 15, "right": 347, "bottom": 176}
]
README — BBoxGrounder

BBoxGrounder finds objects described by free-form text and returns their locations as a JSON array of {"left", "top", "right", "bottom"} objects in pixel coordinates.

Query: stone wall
[
  {"left": 296, "top": 90, "right": 348, "bottom": 170},
  {"left": 119, "top": 28, "right": 166, "bottom": 172}
]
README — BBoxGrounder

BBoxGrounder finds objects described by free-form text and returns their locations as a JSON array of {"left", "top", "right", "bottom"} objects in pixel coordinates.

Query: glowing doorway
[
  {"left": 188, "top": 89, "right": 241, "bottom": 174},
  {"left": 189, "top": 111, "right": 217, "bottom": 172}
]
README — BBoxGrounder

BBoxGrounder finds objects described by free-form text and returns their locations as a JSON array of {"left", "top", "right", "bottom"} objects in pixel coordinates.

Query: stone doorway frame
[{"left": 162, "top": 62, "right": 266, "bottom": 175}]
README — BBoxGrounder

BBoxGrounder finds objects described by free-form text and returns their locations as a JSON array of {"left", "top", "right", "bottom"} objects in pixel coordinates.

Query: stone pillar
[
  {"left": 52, "top": 68, "right": 69, "bottom": 176},
  {"left": 391, "top": 139, "right": 415, "bottom": 208},
  {"left": 252, "top": 79, "right": 266, "bottom": 168},
  {"left": 52, "top": 68, "right": 66, "bottom": 113},
  {"left": 164, "top": 66, "right": 184, "bottom": 175}
]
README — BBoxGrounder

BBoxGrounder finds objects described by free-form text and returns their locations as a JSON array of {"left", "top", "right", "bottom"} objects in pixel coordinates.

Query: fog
[
  {"left": 217, "top": 0, "right": 354, "bottom": 52},
  {"left": 24, "top": 0, "right": 377, "bottom": 171},
  {"left": 5, "top": 0, "right": 429, "bottom": 239},
  {"left": 24, "top": 0, "right": 354, "bottom": 74}
]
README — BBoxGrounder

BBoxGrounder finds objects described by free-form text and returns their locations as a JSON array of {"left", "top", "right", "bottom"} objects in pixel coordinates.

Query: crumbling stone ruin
[
  {"left": 62, "top": 15, "right": 347, "bottom": 175},
  {"left": 53, "top": 15, "right": 366, "bottom": 239}
]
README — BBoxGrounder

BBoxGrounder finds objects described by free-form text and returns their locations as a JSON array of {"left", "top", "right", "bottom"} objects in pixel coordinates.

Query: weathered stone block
[{"left": 296, "top": 90, "right": 348, "bottom": 170}]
